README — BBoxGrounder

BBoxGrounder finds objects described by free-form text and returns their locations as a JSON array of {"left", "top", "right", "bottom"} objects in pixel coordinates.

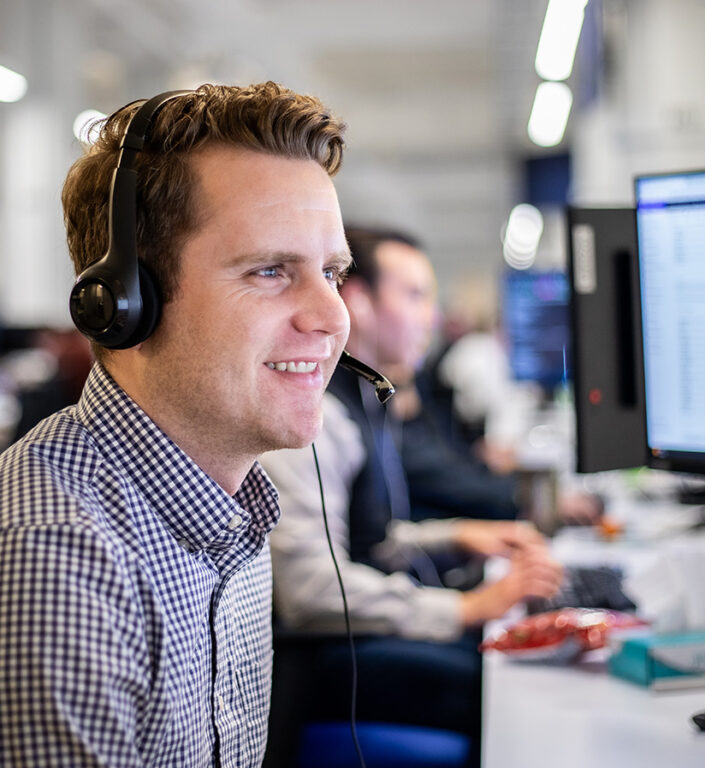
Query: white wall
[{"left": 571, "top": 0, "right": 705, "bottom": 205}]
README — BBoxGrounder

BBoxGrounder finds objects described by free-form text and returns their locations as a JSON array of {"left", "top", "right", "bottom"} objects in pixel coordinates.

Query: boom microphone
[{"left": 338, "top": 350, "right": 395, "bottom": 404}]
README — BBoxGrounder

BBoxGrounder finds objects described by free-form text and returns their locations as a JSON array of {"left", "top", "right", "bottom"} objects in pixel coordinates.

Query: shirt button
[
  {"left": 228, "top": 514, "right": 243, "bottom": 530},
  {"left": 178, "top": 538, "right": 191, "bottom": 550},
  {"left": 218, "top": 693, "right": 225, "bottom": 711}
]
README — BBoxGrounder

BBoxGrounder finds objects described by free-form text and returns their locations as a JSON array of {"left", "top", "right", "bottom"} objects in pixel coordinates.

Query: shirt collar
[{"left": 75, "top": 364, "right": 280, "bottom": 553}]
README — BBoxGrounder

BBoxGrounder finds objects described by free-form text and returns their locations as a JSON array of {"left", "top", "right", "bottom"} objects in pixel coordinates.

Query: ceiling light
[
  {"left": 0, "top": 64, "right": 28, "bottom": 103},
  {"left": 528, "top": 81, "right": 573, "bottom": 147},
  {"left": 502, "top": 204, "right": 544, "bottom": 270},
  {"left": 535, "top": 0, "right": 589, "bottom": 81}
]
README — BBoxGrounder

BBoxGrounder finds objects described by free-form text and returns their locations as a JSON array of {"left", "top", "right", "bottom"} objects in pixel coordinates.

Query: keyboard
[{"left": 526, "top": 564, "right": 637, "bottom": 614}]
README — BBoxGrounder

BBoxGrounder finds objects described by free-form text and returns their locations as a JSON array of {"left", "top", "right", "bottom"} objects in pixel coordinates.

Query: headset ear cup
[{"left": 121, "top": 262, "right": 161, "bottom": 347}]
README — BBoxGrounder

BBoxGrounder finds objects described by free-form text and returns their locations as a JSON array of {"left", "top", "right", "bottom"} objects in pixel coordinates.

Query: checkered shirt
[{"left": 0, "top": 363, "right": 280, "bottom": 767}]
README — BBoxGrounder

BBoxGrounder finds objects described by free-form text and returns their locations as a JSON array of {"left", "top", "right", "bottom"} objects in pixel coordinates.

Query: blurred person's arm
[
  {"left": 381, "top": 517, "right": 544, "bottom": 561},
  {"left": 459, "top": 546, "right": 563, "bottom": 624},
  {"left": 450, "top": 519, "right": 547, "bottom": 557},
  {"left": 383, "top": 516, "right": 563, "bottom": 625},
  {"left": 378, "top": 517, "right": 563, "bottom": 626}
]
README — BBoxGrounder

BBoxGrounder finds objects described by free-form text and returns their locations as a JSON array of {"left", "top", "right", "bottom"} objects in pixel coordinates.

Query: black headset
[
  {"left": 68, "top": 89, "right": 395, "bottom": 403},
  {"left": 69, "top": 90, "right": 190, "bottom": 350}
]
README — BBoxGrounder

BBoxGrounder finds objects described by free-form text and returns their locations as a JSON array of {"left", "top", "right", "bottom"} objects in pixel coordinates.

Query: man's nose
[{"left": 293, "top": 275, "right": 350, "bottom": 340}]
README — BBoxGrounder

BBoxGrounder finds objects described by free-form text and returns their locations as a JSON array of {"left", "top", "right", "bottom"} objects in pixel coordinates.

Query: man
[
  {"left": 0, "top": 83, "right": 350, "bottom": 767},
  {"left": 261, "top": 227, "right": 563, "bottom": 765},
  {"left": 341, "top": 229, "right": 602, "bottom": 529}
]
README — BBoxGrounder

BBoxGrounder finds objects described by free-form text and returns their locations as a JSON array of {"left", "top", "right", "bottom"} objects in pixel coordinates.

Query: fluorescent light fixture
[
  {"left": 502, "top": 204, "right": 544, "bottom": 270},
  {"left": 535, "top": 0, "right": 589, "bottom": 81},
  {"left": 0, "top": 64, "right": 28, "bottom": 103},
  {"left": 73, "top": 109, "right": 107, "bottom": 145},
  {"left": 528, "top": 81, "right": 573, "bottom": 147}
]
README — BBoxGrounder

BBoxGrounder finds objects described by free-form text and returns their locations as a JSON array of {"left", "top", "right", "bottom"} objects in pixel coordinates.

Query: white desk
[
  {"left": 482, "top": 647, "right": 705, "bottom": 767},
  {"left": 482, "top": 491, "right": 705, "bottom": 768}
]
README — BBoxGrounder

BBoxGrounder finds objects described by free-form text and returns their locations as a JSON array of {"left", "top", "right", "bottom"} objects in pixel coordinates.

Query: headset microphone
[{"left": 338, "top": 350, "right": 395, "bottom": 404}]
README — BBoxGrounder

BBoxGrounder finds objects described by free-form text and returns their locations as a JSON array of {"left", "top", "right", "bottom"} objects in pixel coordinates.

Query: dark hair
[
  {"left": 344, "top": 226, "right": 421, "bottom": 289},
  {"left": 62, "top": 82, "right": 347, "bottom": 309}
]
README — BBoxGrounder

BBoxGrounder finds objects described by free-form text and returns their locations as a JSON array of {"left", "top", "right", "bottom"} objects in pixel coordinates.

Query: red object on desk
[{"left": 480, "top": 608, "right": 646, "bottom": 660}]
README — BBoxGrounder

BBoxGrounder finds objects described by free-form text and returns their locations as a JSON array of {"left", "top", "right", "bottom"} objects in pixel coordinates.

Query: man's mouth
[{"left": 265, "top": 361, "right": 318, "bottom": 373}]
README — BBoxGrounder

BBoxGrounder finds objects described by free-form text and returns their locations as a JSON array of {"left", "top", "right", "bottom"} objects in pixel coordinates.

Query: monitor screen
[
  {"left": 635, "top": 170, "right": 705, "bottom": 472},
  {"left": 566, "top": 207, "right": 646, "bottom": 473},
  {"left": 501, "top": 270, "right": 570, "bottom": 392}
]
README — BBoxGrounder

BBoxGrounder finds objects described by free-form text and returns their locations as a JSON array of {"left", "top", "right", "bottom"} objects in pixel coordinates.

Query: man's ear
[{"left": 340, "top": 276, "right": 375, "bottom": 329}]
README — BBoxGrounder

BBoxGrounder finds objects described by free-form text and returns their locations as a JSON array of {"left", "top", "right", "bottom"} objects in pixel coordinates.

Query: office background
[{"left": 1, "top": 0, "right": 705, "bottom": 328}]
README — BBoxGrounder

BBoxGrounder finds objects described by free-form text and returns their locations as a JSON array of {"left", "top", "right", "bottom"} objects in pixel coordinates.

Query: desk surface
[
  {"left": 483, "top": 648, "right": 705, "bottom": 768},
  {"left": 482, "top": 493, "right": 705, "bottom": 768}
]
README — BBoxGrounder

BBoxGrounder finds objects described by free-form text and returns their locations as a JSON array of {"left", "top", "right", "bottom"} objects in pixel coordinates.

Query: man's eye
[
  {"left": 324, "top": 267, "right": 347, "bottom": 286},
  {"left": 256, "top": 266, "right": 280, "bottom": 278}
]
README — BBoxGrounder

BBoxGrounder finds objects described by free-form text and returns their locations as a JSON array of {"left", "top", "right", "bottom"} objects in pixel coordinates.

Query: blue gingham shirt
[{"left": 0, "top": 363, "right": 280, "bottom": 767}]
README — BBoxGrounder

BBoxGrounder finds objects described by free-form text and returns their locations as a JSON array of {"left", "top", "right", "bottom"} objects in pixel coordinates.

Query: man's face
[
  {"left": 372, "top": 241, "right": 438, "bottom": 370},
  {"left": 143, "top": 146, "right": 350, "bottom": 469}
]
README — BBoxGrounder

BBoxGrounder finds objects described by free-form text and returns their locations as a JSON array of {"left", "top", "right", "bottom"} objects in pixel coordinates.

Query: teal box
[{"left": 609, "top": 630, "right": 705, "bottom": 690}]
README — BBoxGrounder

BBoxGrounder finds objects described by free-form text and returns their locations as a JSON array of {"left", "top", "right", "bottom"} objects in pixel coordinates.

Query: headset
[
  {"left": 68, "top": 89, "right": 395, "bottom": 403},
  {"left": 69, "top": 90, "right": 190, "bottom": 350}
]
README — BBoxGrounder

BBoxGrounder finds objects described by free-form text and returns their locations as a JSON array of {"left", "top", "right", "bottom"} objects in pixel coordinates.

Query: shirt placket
[{"left": 211, "top": 549, "right": 273, "bottom": 768}]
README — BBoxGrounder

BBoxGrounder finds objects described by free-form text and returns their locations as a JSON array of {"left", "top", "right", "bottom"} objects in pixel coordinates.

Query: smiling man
[
  {"left": 116, "top": 145, "right": 351, "bottom": 492},
  {"left": 0, "top": 83, "right": 349, "bottom": 768}
]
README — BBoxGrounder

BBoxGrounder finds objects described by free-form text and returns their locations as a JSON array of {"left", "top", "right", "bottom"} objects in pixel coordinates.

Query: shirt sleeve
[
  {"left": 260, "top": 395, "right": 464, "bottom": 643},
  {"left": 383, "top": 517, "right": 461, "bottom": 551},
  {"left": 0, "top": 520, "right": 153, "bottom": 767}
]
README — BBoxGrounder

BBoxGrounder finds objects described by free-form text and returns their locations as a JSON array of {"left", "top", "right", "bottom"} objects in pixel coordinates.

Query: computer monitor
[
  {"left": 566, "top": 207, "right": 647, "bottom": 473},
  {"left": 635, "top": 170, "right": 705, "bottom": 473},
  {"left": 500, "top": 269, "right": 570, "bottom": 393}
]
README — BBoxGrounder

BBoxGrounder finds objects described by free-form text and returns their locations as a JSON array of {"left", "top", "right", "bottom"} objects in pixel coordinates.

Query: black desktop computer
[{"left": 566, "top": 207, "right": 647, "bottom": 473}]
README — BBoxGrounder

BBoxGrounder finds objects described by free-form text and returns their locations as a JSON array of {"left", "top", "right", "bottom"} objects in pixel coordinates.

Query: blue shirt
[{"left": 0, "top": 364, "right": 280, "bottom": 767}]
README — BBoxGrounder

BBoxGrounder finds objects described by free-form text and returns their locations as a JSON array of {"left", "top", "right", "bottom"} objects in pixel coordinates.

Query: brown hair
[{"left": 62, "top": 82, "right": 347, "bottom": 316}]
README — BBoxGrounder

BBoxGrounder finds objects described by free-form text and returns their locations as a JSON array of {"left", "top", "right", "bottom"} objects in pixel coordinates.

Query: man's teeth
[{"left": 266, "top": 361, "right": 318, "bottom": 373}]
